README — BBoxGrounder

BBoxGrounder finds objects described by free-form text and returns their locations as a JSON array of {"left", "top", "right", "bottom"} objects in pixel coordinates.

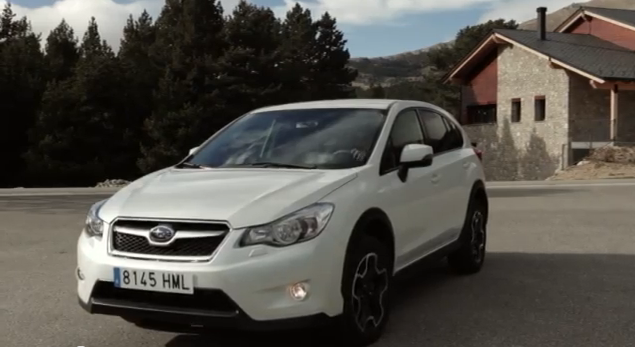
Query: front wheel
[
  {"left": 448, "top": 196, "right": 487, "bottom": 274},
  {"left": 337, "top": 235, "right": 392, "bottom": 346}
]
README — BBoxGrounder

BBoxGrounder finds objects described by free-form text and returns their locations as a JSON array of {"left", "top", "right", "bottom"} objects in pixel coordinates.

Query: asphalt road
[{"left": 2, "top": 182, "right": 635, "bottom": 347}]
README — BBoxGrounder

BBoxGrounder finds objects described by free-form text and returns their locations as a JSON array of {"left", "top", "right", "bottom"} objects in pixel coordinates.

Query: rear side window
[
  {"left": 442, "top": 117, "right": 464, "bottom": 150},
  {"left": 418, "top": 110, "right": 463, "bottom": 154}
]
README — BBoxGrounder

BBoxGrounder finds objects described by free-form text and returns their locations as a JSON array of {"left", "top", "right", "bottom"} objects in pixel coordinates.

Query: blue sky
[{"left": 8, "top": 0, "right": 572, "bottom": 58}]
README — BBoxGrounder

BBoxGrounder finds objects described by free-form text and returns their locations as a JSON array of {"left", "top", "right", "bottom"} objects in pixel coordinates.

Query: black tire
[
  {"left": 337, "top": 235, "right": 392, "bottom": 346},
  {"left": 448, "top": 194, "right": 487, "bottom": 274}
]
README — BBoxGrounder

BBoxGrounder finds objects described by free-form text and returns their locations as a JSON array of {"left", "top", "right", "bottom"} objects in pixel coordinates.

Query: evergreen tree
[
  {"left": 0, "top": 3, "right": 44, "bottom": 187},
  {"left": 118, "top": 10, "right": 158, "bottom": 175},
  {"left": 308, "top": 12, "right": 357, "bottom": 99},
  {"left": 278, "top": 3, "right": 316, "bottom": 102},
  {"left": 139, "top": 0, "right": 227, "bottom": 173},
  {"left": 217, "top": 0, "right": 283, "bottom": 117},
  {"left": 44, "top": 20, "right": 79, "bottom": 82},
  {"left": 26, "top": 18, "right": 127, "bottom": 186}
]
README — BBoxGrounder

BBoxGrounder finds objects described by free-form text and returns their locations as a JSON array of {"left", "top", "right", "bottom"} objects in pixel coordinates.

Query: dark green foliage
[
  {"left": 0, "top": 3, "right": 45, "bottom": 187},
  {"left": 118, "top": 10, "right": 158, "bottom": 177},
  {"left": 308, "top": 12, "right": 358, "bottom": 99},
  {"left": 25, "top": 17, "right": 127, "bottom": 186},
  {"left": 44, "top": 20, "right": 80, "bottom": 82},
  {"left": 216, "top": 0, "right": 284, "bottom": 115},
  {"left": 138, "top": 0, "right": 227, "bottom": 173},
  {"left": 278, "top": 3, "right": 316, "bottom": 102}
]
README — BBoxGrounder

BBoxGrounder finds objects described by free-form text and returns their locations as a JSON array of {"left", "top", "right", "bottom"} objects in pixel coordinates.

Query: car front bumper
[{"left": 76, "top": 225, "right": 346, "bottom": 329}]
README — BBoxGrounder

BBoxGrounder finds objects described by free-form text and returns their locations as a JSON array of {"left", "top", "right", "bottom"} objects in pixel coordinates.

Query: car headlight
[
  {"left": 240, "top": 203, "right": 335, "bottom": 247},
  {"left": 84, "top": 199, "right": 108, "bottom": 237}
]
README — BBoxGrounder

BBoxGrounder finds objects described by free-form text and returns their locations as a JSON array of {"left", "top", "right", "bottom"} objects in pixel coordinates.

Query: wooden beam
[
  {"left": 610, "top": 85, "right": 618, "bottom": 142},
  {"left": 590, "top": 80, "right": 635, "bottom": 91},
  {"left": 549, "top": 62, "right": 564, "bottom": 69}
]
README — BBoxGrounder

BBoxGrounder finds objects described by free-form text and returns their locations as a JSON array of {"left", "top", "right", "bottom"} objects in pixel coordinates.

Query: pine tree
[
  {"left": 118, "top": 10, "right": 158, "bottom": 175},
  {"left": 308, "top": 12, "right": 357, "bottom": 99},
  {"left": 278, "top": 3, "right": 316, "bottom": 102},
  {"left": 0, "top": 3, "right": 44, "bottom": 187},
  {"left": 139, "top": 0, "right": 227, "bottom": 173},
  {"left": 26, "top": 17, "right": 127, "bottom": 186},
  {"left": 217, "top": 0, "right": 283, "bottom": 117},
  {"left": 44, "top": 20, "right": 79, "bottom": 82}
]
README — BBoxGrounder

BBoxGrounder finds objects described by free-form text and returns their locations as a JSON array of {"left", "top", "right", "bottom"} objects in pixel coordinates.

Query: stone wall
[
  {"left": 569, "top": 74, "right": 635, "bottom": 143},
  {"left": 463, "top": 45, "right": 569, "bottom": 181}
]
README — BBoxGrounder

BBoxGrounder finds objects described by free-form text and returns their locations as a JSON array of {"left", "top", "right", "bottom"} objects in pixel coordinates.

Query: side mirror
[
  {"left": 189, "top": 147, "right": 199, "bottom": 156},
  {"left": 400, "top": 144, "right": 433, "bottom": 167}
]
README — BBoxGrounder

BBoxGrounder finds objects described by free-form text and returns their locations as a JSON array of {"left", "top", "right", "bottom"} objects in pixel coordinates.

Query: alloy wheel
[{"left": 351, "top": 253, "right": 389, "bottom": 332}]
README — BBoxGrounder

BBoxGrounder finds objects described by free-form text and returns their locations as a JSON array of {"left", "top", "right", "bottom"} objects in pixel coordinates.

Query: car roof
[{"left": 253, "top": 99, "right": 441, "bottom": 113}]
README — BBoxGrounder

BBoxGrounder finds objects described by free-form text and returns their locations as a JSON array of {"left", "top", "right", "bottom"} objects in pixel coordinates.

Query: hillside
[{"left": 350, "top": 0, "right": 635, "bottom": 87}]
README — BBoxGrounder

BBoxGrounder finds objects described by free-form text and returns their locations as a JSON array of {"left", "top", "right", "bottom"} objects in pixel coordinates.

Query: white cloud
[
  {"left": 4, "top": 0, "right": 240, "bottom": 51},
  {"left": 274, "top": 0, "right": 579, "bottom": 26},
  {"left": 477, "top": 0, "right": 576, "bottom": 23},
  {"left": 273, "top": 0, "right": 493, "bottom": 25}
]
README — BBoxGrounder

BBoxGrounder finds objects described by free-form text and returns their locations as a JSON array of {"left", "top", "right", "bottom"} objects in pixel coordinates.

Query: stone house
[{"left": 444, "top": 6, "right": 635, "bottom": 180}]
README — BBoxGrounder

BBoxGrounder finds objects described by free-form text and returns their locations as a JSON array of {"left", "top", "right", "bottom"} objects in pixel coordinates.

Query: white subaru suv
[{"left": 77, "top": 99, "right": 488, "bottom": 346}]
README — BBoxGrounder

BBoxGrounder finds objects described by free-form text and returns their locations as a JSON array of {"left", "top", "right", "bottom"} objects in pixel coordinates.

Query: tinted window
[
  {"left": 419, "top": 110, "right": 463, "bottom": 154},
  {"left": 442, "top": 116, "right": 464, "bottom": 150},
  {"left": 380, "top": 109, "right": 424, "bottom": 173},
  {"left": 189, "top": 108, "right": 386, "bottom": 169},
  {"left": 419, "top": 110, "right": 448, "bottom": 153}
]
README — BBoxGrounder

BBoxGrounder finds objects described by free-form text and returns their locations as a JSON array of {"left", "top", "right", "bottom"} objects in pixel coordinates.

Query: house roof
[
  {"left": 444, "top": 28, "right": 635, "bottom": 84},
  {"left": 495, "top": 29, "right": 635, "bottom": 81},
  {"left": 556, "top": 6, "right": 635, "bottom": 32}
]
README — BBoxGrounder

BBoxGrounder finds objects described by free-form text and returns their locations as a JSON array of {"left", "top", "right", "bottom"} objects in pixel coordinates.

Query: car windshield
[{"left": 188, "top": 108, "right": 387, "bottom": 169}]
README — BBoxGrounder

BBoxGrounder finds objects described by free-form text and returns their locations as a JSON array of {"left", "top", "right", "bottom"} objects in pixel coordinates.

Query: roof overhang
[
  {"left": 442, "top": 31, "right": 503, "bottom": 84},
  {"left": 590, "top": 80, "right": 635, "bottom": 91},
  {"left": 444, "top": 31, "right": 606, "bottom": 85},
  {"left": 555, "top": 8, "right": 635, "bottom": 33}
]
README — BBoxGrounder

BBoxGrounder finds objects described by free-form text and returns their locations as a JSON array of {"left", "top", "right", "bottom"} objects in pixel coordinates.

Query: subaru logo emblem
[{"left": 149, "top": 225, "right": 175, "bottom": 243}]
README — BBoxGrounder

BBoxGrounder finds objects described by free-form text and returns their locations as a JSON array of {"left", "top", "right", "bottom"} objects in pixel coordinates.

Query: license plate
[{"left": 113, "top": 267, "right": 194, "bottom": 294}]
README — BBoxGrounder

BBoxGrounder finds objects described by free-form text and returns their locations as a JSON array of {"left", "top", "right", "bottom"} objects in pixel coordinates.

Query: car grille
[{"left": 110, "top": 219, "right": 230, "bottom": 260}]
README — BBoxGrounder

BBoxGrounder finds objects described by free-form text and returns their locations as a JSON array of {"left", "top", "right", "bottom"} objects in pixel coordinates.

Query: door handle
[{"left": 431, "top": 174, "right": 440, "bottom": 184}]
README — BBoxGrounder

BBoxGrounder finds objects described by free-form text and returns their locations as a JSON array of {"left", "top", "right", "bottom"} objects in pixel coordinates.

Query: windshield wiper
[
  {"left": 248, "top": 161, "right": 317, "bottom": 169},
  {"left": 176, "top": 162, "right": 208, "bottom": 169}
]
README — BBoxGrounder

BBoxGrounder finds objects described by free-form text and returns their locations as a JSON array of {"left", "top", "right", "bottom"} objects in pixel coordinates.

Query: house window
[
  {"left": 466, "top": 104, "right": 497, "bottom": 125},
  {"left": 535, "top": 96, "right": 546, "bottom": 121},
  {"left": 511, "top": 99, "right": 521, "bottom": 122}
]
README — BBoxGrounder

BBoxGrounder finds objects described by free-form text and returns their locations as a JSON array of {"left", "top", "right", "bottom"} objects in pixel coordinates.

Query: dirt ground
[
  {"left": 549, "top": 161, "right": 635, "bottom": 180},
  {"left": 548, "top": 146, "right": 635, "bottom": 181}
]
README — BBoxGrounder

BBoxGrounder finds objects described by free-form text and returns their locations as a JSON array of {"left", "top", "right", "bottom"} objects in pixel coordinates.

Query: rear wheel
[
  {"left": 448, "top": 195, "right": 487, "bottom": 274},
  {"left": 337, "top": 235, "right": 392, "bottom": 346}
]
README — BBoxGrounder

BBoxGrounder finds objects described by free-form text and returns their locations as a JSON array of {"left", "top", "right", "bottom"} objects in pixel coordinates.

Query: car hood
[{"left": 99, "top": 167, "right": 357, "bottom": 228}]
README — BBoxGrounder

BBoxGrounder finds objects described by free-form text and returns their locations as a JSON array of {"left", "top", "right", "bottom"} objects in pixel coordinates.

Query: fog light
[
  {"left": 289, "top": 282, "right": 309, "bottom": 301},
  {"left": 76, "top": 267, "right": 85, "bottom": 280}
]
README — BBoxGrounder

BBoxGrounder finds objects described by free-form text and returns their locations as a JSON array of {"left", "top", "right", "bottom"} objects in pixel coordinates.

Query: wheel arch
[
  {"left": 346, "top": 207, "right": 396, "bottom": 272},
  {"left": 470, "top": 179, "right": 489, "bottom": 222}
]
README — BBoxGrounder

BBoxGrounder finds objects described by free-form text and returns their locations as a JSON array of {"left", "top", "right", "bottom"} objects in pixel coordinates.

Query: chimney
[{"left": 537, "top": 7, "right": 547, "bottom": 40}]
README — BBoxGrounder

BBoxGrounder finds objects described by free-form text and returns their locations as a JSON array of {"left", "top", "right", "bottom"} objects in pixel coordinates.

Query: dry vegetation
[{"left": 549, "top": 146, "right": 635, "bottom": 180}]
